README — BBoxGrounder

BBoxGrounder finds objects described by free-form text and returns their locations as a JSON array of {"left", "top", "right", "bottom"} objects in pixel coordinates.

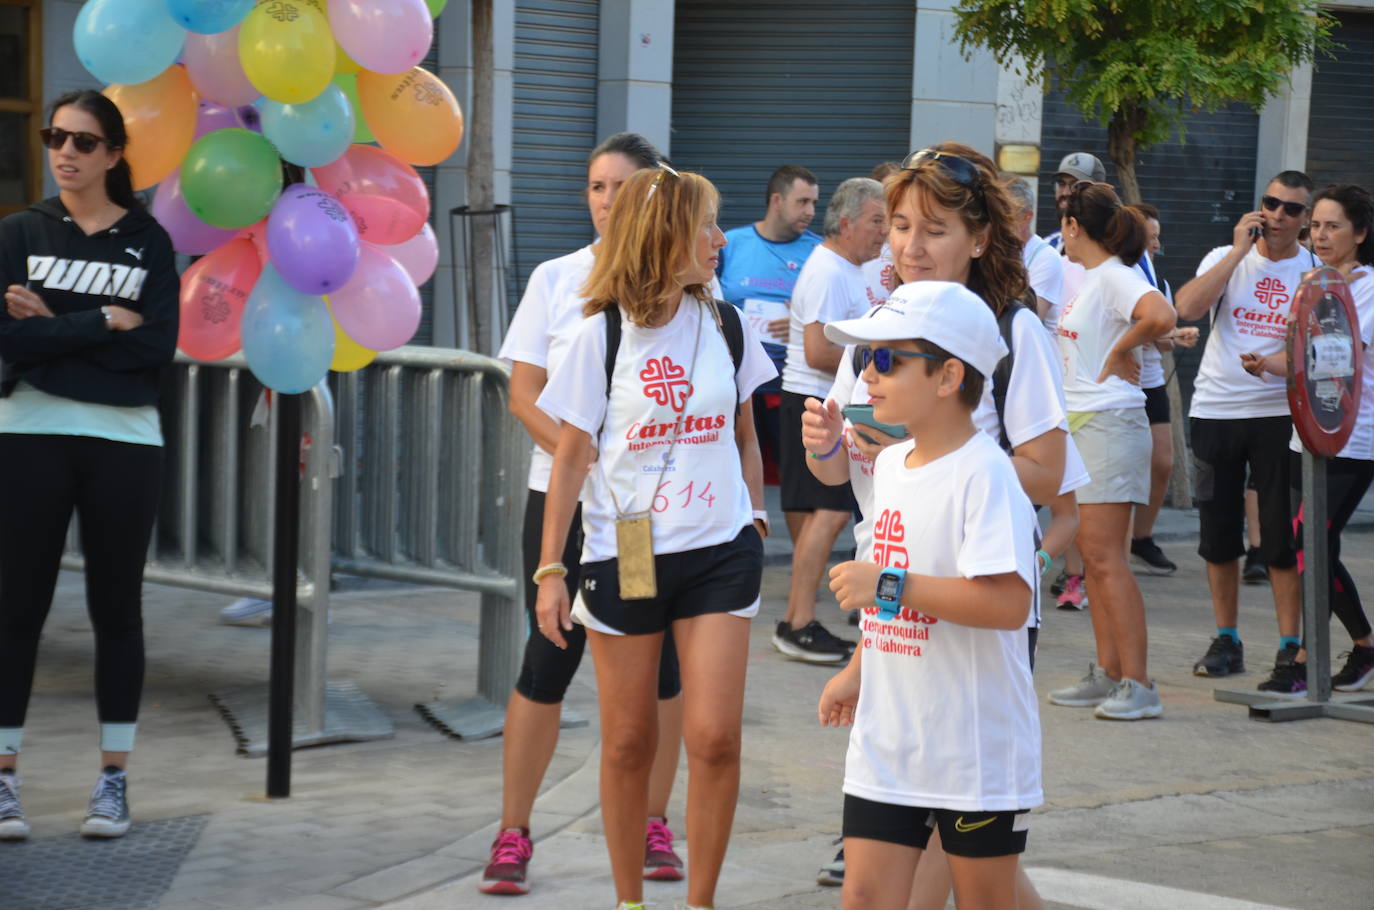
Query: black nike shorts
[{"left": 842, "top": 794, "right": 1030, "bottom": 858}]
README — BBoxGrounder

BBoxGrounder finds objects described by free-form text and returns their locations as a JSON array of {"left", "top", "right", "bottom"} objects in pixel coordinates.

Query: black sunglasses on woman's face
[{"left": 39, "top": 127, "right": 113, "bottom": 155}]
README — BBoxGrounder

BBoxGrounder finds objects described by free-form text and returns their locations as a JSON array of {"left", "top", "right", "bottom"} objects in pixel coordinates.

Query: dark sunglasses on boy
[
  {"left": 858, "top": 346, "right": 946, "bottom": 374},
  {"left": 1260, "top": 195, "right": 1308, "bottom": 218},
  {"left": 39, "top": 127, "right": 114, "bottom": 155}
]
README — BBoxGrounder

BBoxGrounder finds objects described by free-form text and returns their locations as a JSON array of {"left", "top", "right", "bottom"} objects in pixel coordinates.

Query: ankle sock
[
  {"left": 1218, "top": 627, "right": 1240, "bottom": 644},
  {"left": 99, "top": 722, "right": 136, "bottom": 754},
  {"left": 0, "top": 728, "right": 21, "bottom": 756},
  {"left": 1279, "top": 636, "right": 1301, "bottom": 651}
]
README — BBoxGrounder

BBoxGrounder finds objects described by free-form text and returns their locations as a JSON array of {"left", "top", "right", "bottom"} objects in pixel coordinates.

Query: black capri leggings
[
  {"left": 1290, "top": 452, "right": 1374, "bottom": 643},
  {"left": 516, "top": 489, "right": 681, "bottom": 704},
  {"left": 0, "top": 434, "right": 162, "bottom": 728}
]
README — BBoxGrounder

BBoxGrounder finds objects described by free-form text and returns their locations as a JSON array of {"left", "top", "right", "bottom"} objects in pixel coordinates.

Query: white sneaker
[
  {"left": 219, "top": 598, "right": 272, "bottom": 626},
  {"left": 81, "top": 767, "right": 131, "bottom": 838},
  {"left": 1048, "top": 665, "right": 1116, "bottom": 707},
  {"left": 1094, "top": 677, "right": 1164, "bottom": 720},
  {"left": 0, "top": 770, "right": 29, "bottom": 840}
]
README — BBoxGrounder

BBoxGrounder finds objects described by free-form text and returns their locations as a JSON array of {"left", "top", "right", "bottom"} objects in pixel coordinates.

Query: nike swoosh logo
[{"left": 953, "top": 815, "right": 997, "bottom": 834}]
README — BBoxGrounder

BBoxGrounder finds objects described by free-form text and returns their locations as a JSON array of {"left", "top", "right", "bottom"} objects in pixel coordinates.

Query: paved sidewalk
[{"left": 2, "top": 507, "right": 1372, "bottom": 910}]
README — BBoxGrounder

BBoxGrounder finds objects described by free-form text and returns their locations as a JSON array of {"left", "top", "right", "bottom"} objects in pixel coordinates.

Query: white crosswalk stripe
[{"left": 1026, "top": 867, "right": 1296, "bottom": 910}]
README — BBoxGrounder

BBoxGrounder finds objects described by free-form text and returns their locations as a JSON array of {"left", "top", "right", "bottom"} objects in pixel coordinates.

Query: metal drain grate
[{"left": 0, "top": 813, "right": 208, "bottom": 910}]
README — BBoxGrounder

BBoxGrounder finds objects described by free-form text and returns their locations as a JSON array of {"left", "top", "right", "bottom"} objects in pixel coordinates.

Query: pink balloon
[
  {"left": 194, "top": 101, "right": 244, "bottom": 142},
  {"left": 382, "top": 222, "right": 437, "bottom": 286},
  {"left": 178, "top": 238, "right": 262, "bottom": 361},
  {"left": 330, "top": 243, "right": 421, "bottom": 350},
  {"left": 313, "top": 144, "right": 429, "bottom": 245},
  {"left": 184, "top": 28, "right": 259, "bottom": 107},
  {"left": 328, "top": 0, "right": 433, "bottom": 75},
  {"left": 236, "top": 218, "right": 271, "bottom": 266},
  {"left": 151, "top": 168, "right": 238, "bottom": 255}
]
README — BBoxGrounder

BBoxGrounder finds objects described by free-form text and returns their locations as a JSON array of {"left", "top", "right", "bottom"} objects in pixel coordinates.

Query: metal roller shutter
[
  {"left": 511, "top": 0, "right": 600, "bottom": 291},
  {"left": 670, "top": 0, "right": 914, "bottom": 230},
  {"left": 1307, "top": 11, "right": 1374, "bottom": 189}
]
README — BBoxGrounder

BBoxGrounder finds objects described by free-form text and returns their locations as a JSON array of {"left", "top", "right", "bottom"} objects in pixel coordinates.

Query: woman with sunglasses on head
[
  {"left": 481, "top": 133, "right": 692, "bottom": 896},
  {"left": 804, "top": 142, "right": 1083, "bottom": 909},
  {"left": 1238, "top": 183, "right": 1374, "bottom": 695},
  {"left": 1051, "top": 182, "right": 1175, "bottom": 721},
  {"left": 534, "top": 166, "right": 773, "bottom": 910},
  {"left": 0, "top": 90, "right": 178, "bottom": 842}
]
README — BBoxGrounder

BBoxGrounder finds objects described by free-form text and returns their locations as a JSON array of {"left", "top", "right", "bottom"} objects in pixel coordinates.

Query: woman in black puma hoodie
[{"left": 0, "top": 90, "right": 177, "bottom": 842}]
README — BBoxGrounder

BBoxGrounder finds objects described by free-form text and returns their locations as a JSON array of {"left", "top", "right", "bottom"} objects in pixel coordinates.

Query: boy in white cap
[{"left": 809, "top": 281, "right": 1041, "bottom": 908}]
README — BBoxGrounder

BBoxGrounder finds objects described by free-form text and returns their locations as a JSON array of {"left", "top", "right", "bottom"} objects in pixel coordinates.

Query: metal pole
[
  {"left": 268, "top": 392, "right": 302, "bottom": 798},
  {"left": 1301, "top": 451, "right": 1332, "bottom": 702}
]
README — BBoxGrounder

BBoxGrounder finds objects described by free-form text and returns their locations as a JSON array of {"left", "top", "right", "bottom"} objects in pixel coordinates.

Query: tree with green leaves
[{"left": 953, "top": 0, "right": 1332, "bottom": 204}]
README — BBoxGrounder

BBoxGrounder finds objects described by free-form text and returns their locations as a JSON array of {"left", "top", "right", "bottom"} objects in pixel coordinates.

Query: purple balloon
[
  {"left": 194, "top": 102, "right": 244, "bottom": 142},
  {"left": 237, "top": 104, "right": 262, "bottom": 132},
  {"left": 151, "top": 168, "right": 238, "bottom": 255},
  {"left": 267, "top": 184, "right": 361, "bottom": 294}
]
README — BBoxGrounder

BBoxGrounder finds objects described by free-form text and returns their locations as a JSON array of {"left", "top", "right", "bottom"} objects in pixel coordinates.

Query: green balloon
[
  {"left": 332, "top": 73, "right": 375, "bottom": 144},
  {"left": 180, "top": 129, "right": 284, "bottom": 230},
  {"left": 425, "top": 0, "right": 448, "bottom": 16}
]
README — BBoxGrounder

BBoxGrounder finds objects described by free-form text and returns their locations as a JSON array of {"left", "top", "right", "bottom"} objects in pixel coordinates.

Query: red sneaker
[
  {"left": 643, "top": 816, "right": 684, "bottom": 881},
  {"left": 479, "top": 826, "right": 533, "bottom": 895}
]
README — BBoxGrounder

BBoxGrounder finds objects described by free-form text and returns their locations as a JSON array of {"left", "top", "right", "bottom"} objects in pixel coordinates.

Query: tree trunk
[
  {"left": 466, "top": 0, "right": 495, "bottom": 355},
  {"left": 1107, "top": 105, "right": 1145, "bottom": 206}
]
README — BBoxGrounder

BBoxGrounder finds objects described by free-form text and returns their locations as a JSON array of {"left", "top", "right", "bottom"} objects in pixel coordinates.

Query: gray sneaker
[
  {"left": 1094, "top": 677, "right": 1163, "bottom": 720},
  {"left": 1048, "top": 665, "right": 1116, "bottom": 707},
  {"left": 81, "top": 767, "right": 131, "bottom": 838},
  {"left": 0, "top": 770, "right": 29, "bottom": 840}
]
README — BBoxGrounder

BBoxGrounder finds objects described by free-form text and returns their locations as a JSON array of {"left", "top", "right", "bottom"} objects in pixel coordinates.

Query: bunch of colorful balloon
[{"left": 75, "top": 0, "right": 459, "bottom": 392}]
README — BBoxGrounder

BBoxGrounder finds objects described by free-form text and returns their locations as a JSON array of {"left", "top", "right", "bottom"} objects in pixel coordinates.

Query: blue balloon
[
  {"left": 259, "top": 85, "right": 357, "bottom": 168},
  {"left": 165, "top": 0, "right": 253, "bottom": 34},
  {"left": 241, "top": 265, "right": 335, "bottom": 394},
  {"left": 74, "top": 0, "right": 186, "bottom": 86}
]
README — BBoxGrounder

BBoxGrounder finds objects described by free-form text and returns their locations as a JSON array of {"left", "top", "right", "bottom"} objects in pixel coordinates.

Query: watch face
[{"left": 877, "top": 572, "right": 901, "bottom": 601}]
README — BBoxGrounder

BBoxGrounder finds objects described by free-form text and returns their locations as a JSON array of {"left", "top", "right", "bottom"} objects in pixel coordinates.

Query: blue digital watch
[{"left": 874, "top": 567, "right": 906, "bottom": 621}]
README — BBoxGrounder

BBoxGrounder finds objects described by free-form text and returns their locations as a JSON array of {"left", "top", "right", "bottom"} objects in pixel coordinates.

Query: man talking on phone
[{"left": 1174, "top": 170, "right": 1319, "bottom": 686}]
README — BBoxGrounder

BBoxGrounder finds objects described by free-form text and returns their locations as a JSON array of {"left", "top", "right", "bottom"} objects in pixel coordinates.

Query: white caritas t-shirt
[
  {"left": 783, "top": 243, "right": 871, "bottom": 397},
  {"left": 1190, "top": 243, "right": 1321, "bottom": 419},
  {"left": 860, "top": 243, "right": 895, "bottom": 309},
  {"left": 1057, "top": 257, "right": 1158, "bottom": 412},
  {"left": 538, "top": 296, "right": 776, "bottom": 564},
  {"left": 1290, "top": 266, "right": 1374, "bottom": 460},
  {"left": 498, "top": 245, "right": 596, "bottom": 492},
  {"left": 845, "top": 431, "right": 1042, "bottom": 813},
  {"left": 1024, "top": 234, "right": 1065, "bottom": 331}
]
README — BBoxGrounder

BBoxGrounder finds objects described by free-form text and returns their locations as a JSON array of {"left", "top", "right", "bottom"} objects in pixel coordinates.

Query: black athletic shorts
[
  {"left": 778, "top": 390, "right": 857, "bottom": 512},
  {"left": 842, "top": 794, "right": 1030, "bottom": 858},
  {"left": 1190, "top": 416, "right": 1295, "bottom": 568},
  {"left": 1143, "top": 384, "right": 1170, "bottom": 426},
  {"left": 577, "top": 526, "right": 763, "bottom": 635}
]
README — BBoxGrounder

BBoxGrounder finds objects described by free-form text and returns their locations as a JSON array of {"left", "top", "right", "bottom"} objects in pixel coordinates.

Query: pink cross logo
[
  {"left": 640, "top": 357, "right": 693, "bottom": 412},
  {"left": 1253, "top": 277, "right": 1289, "bottom": 310},
  {"left": 872, "top": 509, "right": 909, "bottom": 569}
]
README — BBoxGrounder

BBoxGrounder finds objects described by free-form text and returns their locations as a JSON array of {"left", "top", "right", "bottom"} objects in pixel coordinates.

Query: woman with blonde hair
[{"left": 534, "top": 166, "right": 775, "bottom": 910}]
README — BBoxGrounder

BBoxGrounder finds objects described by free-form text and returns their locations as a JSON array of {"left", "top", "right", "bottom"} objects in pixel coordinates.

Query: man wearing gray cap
[{"left": 1046, "top": 152, "right": 1108, "bottom": 249}]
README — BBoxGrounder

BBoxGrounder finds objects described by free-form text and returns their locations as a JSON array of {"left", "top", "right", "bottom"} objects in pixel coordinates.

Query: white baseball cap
[{"left": 823, "top": 281, "right": 1007, "bottom": 380}]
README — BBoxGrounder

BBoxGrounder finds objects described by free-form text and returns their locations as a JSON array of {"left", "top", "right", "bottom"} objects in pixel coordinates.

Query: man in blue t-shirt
[{"left": 717, "top": 164, "right": 823, "bottom": 513}]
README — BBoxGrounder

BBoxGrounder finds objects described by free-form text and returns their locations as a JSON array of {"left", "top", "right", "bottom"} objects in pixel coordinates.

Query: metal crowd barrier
[{"left": 330, "top": 346, "right": 528, "bottom": 740}]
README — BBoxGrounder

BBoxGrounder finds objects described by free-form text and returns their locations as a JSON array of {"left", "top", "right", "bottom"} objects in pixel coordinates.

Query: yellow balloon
[
  {"left": 104, "top": 66, "right": 199, "bottom": 191},
  {"left": 357, "top": 67, "right": 464, "bottom": 166},
  {"left": 330, "top": 316, "right": 377, "bottom": 372},
  {"left": 238, "top": 0, "right": 334, "bottom": 104}
]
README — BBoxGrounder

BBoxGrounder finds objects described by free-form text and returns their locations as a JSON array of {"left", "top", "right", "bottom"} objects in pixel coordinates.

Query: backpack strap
[
  {"left": 603, "top": 305, "right": 623, "bottom": 392},
  {"left": 711, "top": 299, "right": 745, "bottom": 376},
  {"left": 991, "top": 301, "right": 1023, "bottom": 453}
]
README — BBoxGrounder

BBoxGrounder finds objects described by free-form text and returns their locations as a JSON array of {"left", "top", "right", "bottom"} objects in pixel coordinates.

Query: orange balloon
[
  {"left": 104, "top": 65, "right": 199, "bottom": 191},
  {"left": 356, "top": 67, "right": 463, "bottom": 166}
]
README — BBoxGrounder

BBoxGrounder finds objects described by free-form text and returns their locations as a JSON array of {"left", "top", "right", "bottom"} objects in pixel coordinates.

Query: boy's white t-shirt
[
  {"left": 1023, "top": 234, "right": 1065, "bottom": 330},
  {"left": 1290, "top": 266, "right": 1374, "bottom": 460},
  {"left": 537, "top": 296, "right": 777, "bottom": 564},
  {"left": 1190, "top": 243, "right": 1321, "bottom": 420},
  {"left": 1056, "top": 256, "right": 1157, "bottom": 412},
  {"left": 783, "top": 244, "right": 871, "bottom": 397},
  {"left": 844, "top": 432, "right": 1042, "bottom": 813},
  {"left": 497, "top": 246, "right": 596, "bottom": 492}
]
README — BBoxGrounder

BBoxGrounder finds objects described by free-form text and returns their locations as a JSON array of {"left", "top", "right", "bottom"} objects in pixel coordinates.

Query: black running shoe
[
  {"left": 1242, "top": 547, "right": 1268, "bottom": 584},
  {"left": 1130, "top": 537, "right": 1176, "bottom": 575},
  {"left": 1192, "top": 636, "right": 1244, "bottom": 677},
  {"left": 772, "top": 620, "right": 852, "bottom": 663},
  {"left": 1257, "top": 649, "right": 1307, "bottom": 696},
  {"left": 817, "top": 841, "right": 844, "bottom": 886},
  {"left": 1332, "top": 644, "right": 1374, "bottom": 692}
]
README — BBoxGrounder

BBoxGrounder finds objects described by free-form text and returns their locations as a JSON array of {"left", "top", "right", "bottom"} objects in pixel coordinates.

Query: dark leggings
[
  {"left": 1290, "top": 452, "right": 1374, "bottom": 642},
  {"left": 0, "top": 434, "right": 162, "bottom": 727},
  {"left": 516, "top": 489, "right": 681, "bottom": 704}
]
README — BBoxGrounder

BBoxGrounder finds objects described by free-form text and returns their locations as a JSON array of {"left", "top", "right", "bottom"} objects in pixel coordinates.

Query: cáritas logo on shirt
[{"left": 641, "top": 356, "right": 693, "bottom": 411}]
